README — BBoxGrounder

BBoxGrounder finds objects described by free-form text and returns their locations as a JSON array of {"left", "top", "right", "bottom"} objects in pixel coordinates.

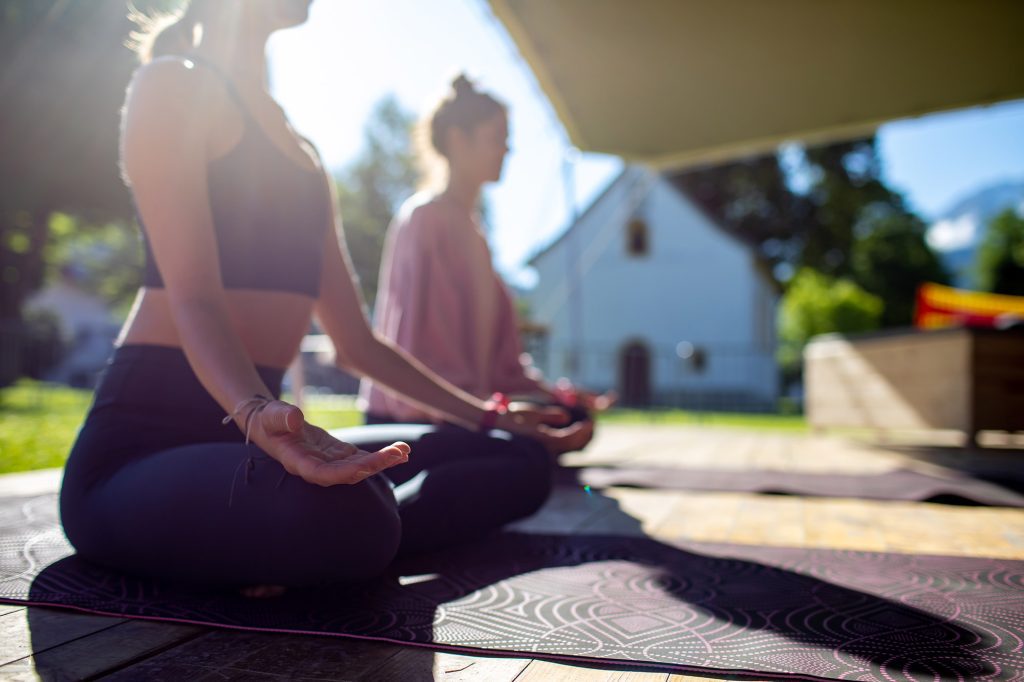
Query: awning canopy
[{"left": 488, "top": 0, "right": 1024, "bottom": 169}]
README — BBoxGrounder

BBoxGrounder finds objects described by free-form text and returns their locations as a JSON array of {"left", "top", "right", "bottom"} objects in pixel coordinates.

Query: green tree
[
  {"left": 976, "top": 209, "right": 1024, "bottom": 296},
  {"left": 667, "top": 153, "right": 814, "bottom": 281},
  {"left": 778, "top": 267, "right": 883, "bottom": 379},
  {"left": 799, "top": 138, "right": 901, "bottom": 279},
  {"left": 336, "top": 96, "right": 419, "bottom": 306},
  {"left": 672, "top": 137, "right": 947, "bottom": 331},
  {"left": 670, "top": 137, "right": 926, "bottom": 282},
  {"left": 851, "top": 207, "right": 949, "bottom": 327},
  {"left": 44, "top": 213, "right": 143, "bottom": 316},
  {"left": 1, "top": 0, "right": 179, "bottom": 384}
]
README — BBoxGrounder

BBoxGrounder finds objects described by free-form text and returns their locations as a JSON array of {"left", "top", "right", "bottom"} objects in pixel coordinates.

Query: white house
[{"left": 524, "top": 166, "right": 780, "bottom": 410}]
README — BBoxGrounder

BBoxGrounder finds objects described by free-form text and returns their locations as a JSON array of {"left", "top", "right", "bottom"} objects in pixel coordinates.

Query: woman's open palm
[{"left": 251, "top": 401, "right": 410, "bottom": 486}]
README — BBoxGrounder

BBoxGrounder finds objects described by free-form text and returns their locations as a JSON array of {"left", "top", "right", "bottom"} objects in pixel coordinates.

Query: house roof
[
  {"left": 487, "top": 0, "right": 1024, "bottom": 169},
  {"left": 526, "top": 166, "right": 633, "bottom": 266},
  {"left": 527, "top": 167, "right": 779, "bottom": 295}
]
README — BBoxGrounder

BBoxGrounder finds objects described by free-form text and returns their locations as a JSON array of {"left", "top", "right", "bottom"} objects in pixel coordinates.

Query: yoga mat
[
  {"left": 3, "top": 493, "right": 1023, "bottom": 681},
  {"left": 557, "top": 465, "right": 1024, "bottom": 507}
]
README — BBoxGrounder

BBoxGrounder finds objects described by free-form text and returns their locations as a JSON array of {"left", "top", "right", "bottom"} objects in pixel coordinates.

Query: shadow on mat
[
  {"left": 23, "top": 489, "right": 1006, "bottom": 681},
  {"left": 868, "top": 443, "right": 1024, "bottom": 496},
  {"left": 554, "top": 462, "right": 1024, "bottom": 507}
]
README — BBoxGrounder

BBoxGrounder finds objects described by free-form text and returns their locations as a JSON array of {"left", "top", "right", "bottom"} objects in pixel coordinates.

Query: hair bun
[{"left": 451, "top": 74, "right": 476, "bottom": 98}]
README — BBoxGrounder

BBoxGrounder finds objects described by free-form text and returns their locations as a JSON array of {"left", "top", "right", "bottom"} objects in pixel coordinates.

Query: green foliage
[
  {"left": 43, "top": 214, "right": 143, "bottom": 314},
  {"left": 778, "top": 268, "right": 883, "bottom": 373},
  {"left": 851, "top": 207, "right": 949, "bottom": 326},
  {"left": 0, "top": 0, "right": 170, "bottom": 322},
  {"left": 17, "top": 308, "right": 64, "bottom": 380},
  {"left": 336, "top": 96, "right": 420, "bottom": 306},
  {"left": 302, "top": 405, "right": 364, "bottom": 431},
  {"left": 0, "top": 379, "right": 91, "bottom": 473},
  {"left": 800, "top": 139, "right": 901, "bottom": 279},
  {"left": 672, "top": 139, "right": 933, "bottom": 271},
  {"left": 976, "top": 208, "right": 1024, "bottom": 296},
  {"left": 671, "top": 137, "right": 948, "bottom": 336},
  {"left": 598, "top": 408, "right": 807, "bottom": 431},
  {"left": 668, "top": 153, "right": 813, "bottom": 278}
]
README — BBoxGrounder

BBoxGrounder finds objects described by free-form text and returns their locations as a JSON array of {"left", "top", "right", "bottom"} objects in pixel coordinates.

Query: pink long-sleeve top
[{"left": 359, "top": 194, "right": 544, "bottom": 422}]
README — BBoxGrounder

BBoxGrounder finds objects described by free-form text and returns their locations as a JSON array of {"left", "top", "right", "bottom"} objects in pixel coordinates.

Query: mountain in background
[{"left": 926, "top": 180, "right": 1024, "bottom": 288}]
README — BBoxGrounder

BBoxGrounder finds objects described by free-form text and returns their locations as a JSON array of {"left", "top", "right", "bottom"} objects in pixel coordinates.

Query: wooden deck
[{"left": 3, "top": 425, "right": 1024, "bottom": 681}]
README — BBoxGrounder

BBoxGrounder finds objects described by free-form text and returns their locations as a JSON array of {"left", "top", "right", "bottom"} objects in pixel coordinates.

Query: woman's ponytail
[
  {"left": 428, "top": 73, "right": 505, "bottom": 158},
  {"left": 127, "top": 1, "right": 201, "bottom": 64}
]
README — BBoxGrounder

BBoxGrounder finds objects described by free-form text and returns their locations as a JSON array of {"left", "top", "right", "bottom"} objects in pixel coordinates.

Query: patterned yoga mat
[
  {"left": 556, "top": 465, "right": 1024, "bottom": 507},
  {"left": 3, "top": 493, "right": 1023, "bottom": 681}
]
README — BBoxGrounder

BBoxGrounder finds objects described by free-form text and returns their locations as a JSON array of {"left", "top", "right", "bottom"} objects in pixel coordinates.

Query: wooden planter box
[{"left": 805, "top": 327, "right": 1024, "bottom": 445}]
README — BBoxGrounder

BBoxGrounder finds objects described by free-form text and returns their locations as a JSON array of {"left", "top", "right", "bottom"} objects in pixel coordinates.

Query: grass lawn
[
  {"left": 0, "top": 383, "right": 371, "bottom": 475},
  {"left": 0, "top": 382, "right": 805, "bottom": 475},
  {"left": 599, "top": 408, "right": 807, "bottom": 431},
  {"left": 0, "top": 380, "right": 93, "bottom": 474}
]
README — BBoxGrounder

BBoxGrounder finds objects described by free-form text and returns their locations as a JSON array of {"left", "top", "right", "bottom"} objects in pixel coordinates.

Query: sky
[{"left": 267, "top": 0, "right": 1024, "bottom": 287}]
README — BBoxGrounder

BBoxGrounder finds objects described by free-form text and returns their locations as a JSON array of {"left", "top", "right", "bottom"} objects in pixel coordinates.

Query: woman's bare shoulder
[
  {"left": 124, "top": 56, "right": 224, "bottom": 122},
  {"left": 404, "top": 193, "right": 469, "bottom": 236},
  {"left": 394, "top": 194, "right": 439, "bottom": 234}
]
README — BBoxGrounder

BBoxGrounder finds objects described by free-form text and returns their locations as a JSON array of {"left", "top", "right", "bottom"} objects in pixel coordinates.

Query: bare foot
[{"left": 240, "top": 584, "right": 287, "bottom": 598}]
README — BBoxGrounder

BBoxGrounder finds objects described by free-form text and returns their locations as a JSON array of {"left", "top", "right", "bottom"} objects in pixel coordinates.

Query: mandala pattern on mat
[{"left": 2, "top": 493, "right": 1023, "bottom": 682}]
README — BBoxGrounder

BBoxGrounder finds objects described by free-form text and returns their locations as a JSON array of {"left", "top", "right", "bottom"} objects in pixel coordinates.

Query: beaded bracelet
[{"left": 479, "top": 392, "right": 509, "bottom": 432}]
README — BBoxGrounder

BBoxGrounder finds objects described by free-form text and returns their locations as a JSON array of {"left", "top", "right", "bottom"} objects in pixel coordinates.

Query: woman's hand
[
  {"left": 578, "top": 389, "right": 618, "bottom": 412},
  {"left": 553, "top": 379, "right": 617, "bottom": 412},
  {"left": 248, "top": 401, "right": 410, "bottom": 487},
  {"left": 496, "top": 402, "right": 595, "bottom": 455}
]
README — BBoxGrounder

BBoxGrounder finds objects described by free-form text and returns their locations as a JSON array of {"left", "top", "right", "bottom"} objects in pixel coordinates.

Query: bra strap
[{"left": 181, "top": 54, "right": 252, "bottom": 121}]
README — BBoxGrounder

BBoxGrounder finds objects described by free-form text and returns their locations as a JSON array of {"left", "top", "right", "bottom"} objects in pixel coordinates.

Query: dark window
[{"left": 626, "top": 219, "right": 648, "bottom": 256}]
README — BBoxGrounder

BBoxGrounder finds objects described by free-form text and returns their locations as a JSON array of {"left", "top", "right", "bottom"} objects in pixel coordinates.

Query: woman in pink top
[{"left": 361, "top": 76, "right": 609, "bottom": 452}]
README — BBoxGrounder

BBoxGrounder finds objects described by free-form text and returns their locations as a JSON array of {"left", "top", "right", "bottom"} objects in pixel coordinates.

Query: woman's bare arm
[
  {"left": 314, "top": 214, "right": 487, "bottom": 430},
  {"left": 314, "top": 194, "right": 590, "bottom": 450},
  {"left": 121, "top": 59, "right": 273, "bottom": 416}
]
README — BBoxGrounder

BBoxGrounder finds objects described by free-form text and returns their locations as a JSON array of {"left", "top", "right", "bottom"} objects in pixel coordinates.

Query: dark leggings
[{"left": 59, "top": 345, "right": 553, "bottom": 587}]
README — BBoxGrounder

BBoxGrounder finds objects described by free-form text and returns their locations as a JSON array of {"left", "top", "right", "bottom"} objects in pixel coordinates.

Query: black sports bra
[{"left": 138, "top": 57, "right": 330, "bottom": 297}]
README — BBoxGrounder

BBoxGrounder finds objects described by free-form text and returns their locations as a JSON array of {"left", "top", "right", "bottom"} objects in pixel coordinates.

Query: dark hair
[
  {"left": 428, "top": 74, "right": 506, "bottom": 158},
  {"left": 128, "top": 0, "right": 214, "bottom": 64}
]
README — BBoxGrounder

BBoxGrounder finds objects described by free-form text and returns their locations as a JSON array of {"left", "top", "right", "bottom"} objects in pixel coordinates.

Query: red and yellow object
[{"left": 914, "top": 282, "right": 1024, "bottom": 329}]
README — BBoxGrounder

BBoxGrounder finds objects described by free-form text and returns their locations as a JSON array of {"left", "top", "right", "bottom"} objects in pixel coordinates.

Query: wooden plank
[
  {"left": 649, "top": 489, "right": 1024, "bottom": 559},
  {"left": 805, "top": 331, "right": 971, "bottom": 431},
  {"left": 663, "top": 671, "right": 770, "bottom": 675},
  {"left": 728, "top": 495, "right": 807, "bottom": 548},
  {"left": 101, "top": 629, "right": 408, "bottom": 681},
  {"left": 0, "top": 606, "right": 124, "bottom": 668},
  {"left": 799, "top": 498, "right": 887, "bottom": 552},
  {"left": 0, "top": 468, "right": 61, "bottom": 497},
  {"left": 517, "top": 659, "right": 669, "bottom": 680},
  {"left": 0, "top": 618, "right": 200, "bottom": 680},
  {"left": 361, "top": 647, "right": 531, "bottom": 681},
  {"left": 974, "top": 331, "right": 1024, "bottom": 431},
  {"left": 581, "top": 489, "right": 682, "bottom": 537},
  {"left": 651, "top": 493, "right": 744, "bottom": 544},
  {"left": 563, "top": 425, "right": 685, "bottom": 468}
]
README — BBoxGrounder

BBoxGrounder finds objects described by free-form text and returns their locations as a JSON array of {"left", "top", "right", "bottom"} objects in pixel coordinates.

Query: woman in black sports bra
[{"left": 59, "top": 0, "right": 589, "bottom": 588}]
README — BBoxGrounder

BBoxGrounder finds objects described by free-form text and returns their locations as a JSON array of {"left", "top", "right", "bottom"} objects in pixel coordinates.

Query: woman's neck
[
  {"left": 442, "top": 171, "right": 483, "bottom": 214},
  {"left": 193, "top": 32, "right": 269, "bottom": 92}
]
